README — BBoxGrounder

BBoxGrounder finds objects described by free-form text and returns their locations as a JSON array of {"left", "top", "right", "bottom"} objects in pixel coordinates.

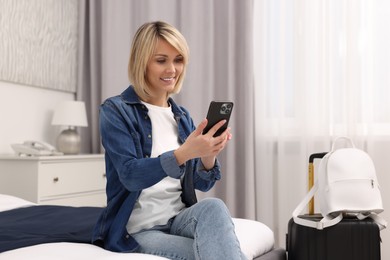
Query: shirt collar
[{"left": 120, "top": 85, "right": 187, "bottom": 117}]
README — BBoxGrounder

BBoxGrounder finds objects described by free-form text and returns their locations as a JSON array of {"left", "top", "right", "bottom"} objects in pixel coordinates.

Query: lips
[{"left": 161, "top": 77, "right": 175, "bottom": 83}]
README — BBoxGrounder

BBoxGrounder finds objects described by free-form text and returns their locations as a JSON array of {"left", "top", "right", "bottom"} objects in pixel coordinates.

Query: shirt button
[
  {"left": 144, "top": 115, "right": 148, "bottom": 120},
  {"left": 125, "top": 234, "right": 130, "bottom": 239},
  {"left": 145, "top": 155, "right": 149, "bottom": 158},
  {"left": 148, "top": 134, "right": 152, "bottom": 138}
]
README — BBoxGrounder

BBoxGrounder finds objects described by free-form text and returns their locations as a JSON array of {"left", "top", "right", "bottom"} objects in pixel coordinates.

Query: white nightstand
[{"left": 0, "top": 154, "right": 106, "bottom": 207}]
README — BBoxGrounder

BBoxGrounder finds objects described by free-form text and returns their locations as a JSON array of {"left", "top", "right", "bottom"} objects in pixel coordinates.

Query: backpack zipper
[{"left": 327, "top": 178, "right": 376, "bottom": 189}]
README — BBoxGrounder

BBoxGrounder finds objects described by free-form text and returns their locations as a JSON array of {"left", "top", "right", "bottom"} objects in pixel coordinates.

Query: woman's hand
[{"left": 174, "top": 118, "right": 232, "bottom": 168}]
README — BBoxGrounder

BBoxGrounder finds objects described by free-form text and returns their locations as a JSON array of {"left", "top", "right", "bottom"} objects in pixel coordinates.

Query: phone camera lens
[{"left": 220, "top": 103, "right": 231, "bottom": 114}]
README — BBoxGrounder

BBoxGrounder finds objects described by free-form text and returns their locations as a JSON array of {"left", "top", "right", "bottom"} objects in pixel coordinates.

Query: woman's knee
[
  {"left": 199, "top": 197, "right": 225, "bottom": 207},
  {"left": 197, "top": 198, "right": 231, "bottom": 219}
]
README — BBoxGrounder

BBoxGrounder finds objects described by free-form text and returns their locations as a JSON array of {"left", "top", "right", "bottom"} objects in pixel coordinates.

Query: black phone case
[{"left": 203, "top": 101, "right": 233, "bottom": 137}]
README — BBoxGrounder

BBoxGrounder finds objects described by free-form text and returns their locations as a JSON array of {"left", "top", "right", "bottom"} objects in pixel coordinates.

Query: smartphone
[{"left": 203, "top": 101, "right": 234, "bottom": 137}]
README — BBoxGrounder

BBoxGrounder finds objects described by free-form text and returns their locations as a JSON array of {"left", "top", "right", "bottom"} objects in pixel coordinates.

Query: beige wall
[{"left": 0, "top": 81, "right": 74, "bottom": 154}]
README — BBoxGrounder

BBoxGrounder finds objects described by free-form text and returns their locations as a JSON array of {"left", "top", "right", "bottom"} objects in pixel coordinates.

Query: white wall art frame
[{"left": 0, "top": 0, "right": 78, "bottom": 92}]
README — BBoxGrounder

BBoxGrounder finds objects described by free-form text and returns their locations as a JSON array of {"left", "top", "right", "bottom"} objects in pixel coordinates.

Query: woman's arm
[{"left": 100, "top": 100, "right": 183, "bottom": 191}]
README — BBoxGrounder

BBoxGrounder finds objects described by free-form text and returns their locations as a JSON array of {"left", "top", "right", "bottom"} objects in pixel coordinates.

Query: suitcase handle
[
  {"left": 309, "top": 152, "right": 327, "bottom": 163},
  {"left": 308, "top": 152, "right": 327, "bottom": 214}
]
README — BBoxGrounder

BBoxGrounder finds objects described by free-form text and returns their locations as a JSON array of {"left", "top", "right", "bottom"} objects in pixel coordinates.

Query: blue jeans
[{"left": 132, "top": 198, "right": 247, "bottom": 260}]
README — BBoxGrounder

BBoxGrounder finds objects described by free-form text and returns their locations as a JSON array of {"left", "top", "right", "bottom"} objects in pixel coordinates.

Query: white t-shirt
[{"left": 126, "top": 102, "right": 186, "bottom": 234}]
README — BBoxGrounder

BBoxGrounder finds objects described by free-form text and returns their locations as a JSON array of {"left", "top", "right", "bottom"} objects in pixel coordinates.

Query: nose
[{"left": 165, "top": 62, "right": 176, "bottom": 73}]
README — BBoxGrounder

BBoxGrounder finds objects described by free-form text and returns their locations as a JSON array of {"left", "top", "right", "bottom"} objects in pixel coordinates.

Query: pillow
[
  {"left": 0, "top": 194, "right": 35, "bottom": 212},
  {"left": 233, "top": 218, "right": 275, "bottom": 259}
]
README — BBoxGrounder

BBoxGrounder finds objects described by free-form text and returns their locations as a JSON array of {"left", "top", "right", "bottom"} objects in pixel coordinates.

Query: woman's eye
[
  {"left": 175, "top": 57, "right": 184, "bottom": 63},
  {"left": 157, "top": 59, "right": 166, "bottom": 63}
]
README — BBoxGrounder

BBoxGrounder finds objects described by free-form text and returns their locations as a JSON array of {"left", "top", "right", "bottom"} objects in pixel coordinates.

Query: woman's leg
[
  {"left": 132, "top": 229, "right": 195, "bottom": 260},
  {"left": 171, "top": 198, "right": 246, "bottom": 260}
]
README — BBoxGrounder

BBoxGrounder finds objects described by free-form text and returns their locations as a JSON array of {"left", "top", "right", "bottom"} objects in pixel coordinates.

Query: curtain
[
  {"left": 77, "top": 0, "right": 103, "bottom": 154},
  {"left": 254, "top": 0, "right": 390, "bottom": 253}
]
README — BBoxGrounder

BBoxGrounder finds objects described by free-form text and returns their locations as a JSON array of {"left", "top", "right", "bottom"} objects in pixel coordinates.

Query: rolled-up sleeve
[
  {"left": 159, "top": 150, "right": 185, "bottom": 179},
  {"left": 196, "top": 159, "right": 221, "bottom": 181}
]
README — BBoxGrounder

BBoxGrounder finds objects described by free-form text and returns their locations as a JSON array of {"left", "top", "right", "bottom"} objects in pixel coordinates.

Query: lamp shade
[{"left": 51, "top": 101, "right": 88, "bottom": 127}]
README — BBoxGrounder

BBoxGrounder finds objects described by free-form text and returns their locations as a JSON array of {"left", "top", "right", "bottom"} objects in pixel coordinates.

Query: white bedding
[{"left": 0, "top": 194, "right": 274, "bottom": 260}]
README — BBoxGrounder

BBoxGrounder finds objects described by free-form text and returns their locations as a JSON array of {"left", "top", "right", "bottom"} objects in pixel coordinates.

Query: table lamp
[{"left": 51, "top": 101, "right": 88, "bottom": 154}]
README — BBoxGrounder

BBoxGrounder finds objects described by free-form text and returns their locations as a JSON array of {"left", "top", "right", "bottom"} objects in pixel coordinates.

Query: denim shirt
[{"left": 92, "top": 86, "right": 221, "bottom": 252}]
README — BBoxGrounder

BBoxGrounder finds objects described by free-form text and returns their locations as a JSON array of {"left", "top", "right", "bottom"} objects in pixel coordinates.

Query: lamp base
[{"left": 56, "top": 128, "right": 81, "bottom": 155}]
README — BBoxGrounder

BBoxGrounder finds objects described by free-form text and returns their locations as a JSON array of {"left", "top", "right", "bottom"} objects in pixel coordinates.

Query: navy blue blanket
[{"left": 0, "top": 205, "right": 103, "bottom": 253}]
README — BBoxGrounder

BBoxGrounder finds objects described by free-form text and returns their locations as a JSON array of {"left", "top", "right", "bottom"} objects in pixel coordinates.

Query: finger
[
  {"left": 212, "top": 133, "right": 229, "bottom": 149},
  {"left": 212, "top": 130, "right": 231, "bottom": 152},
  {"left": 206, "top": 119, "right": 227, "bottom": 137},
  {"left": 193, "top": 118, "right": 208, "bottom": 136},
  {"left": 212, "top": 139, "right": 228, "bottom": 154},
  {"left": 213, "top": 127, "right": 231, "bottom": 143},
  {"left": 225, "top": 128, "right": 232, "bottom": 140}
]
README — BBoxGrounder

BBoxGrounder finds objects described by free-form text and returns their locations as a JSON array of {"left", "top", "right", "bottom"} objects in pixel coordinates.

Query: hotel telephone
[{"left": 11, "top": 141, "right": 63, "bottom": 156}]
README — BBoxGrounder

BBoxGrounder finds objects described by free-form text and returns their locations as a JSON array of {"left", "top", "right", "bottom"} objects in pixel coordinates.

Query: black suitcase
[
  {"left": 286, "top": 153, "right": 382, "bottom": 260},
  {"left": 286, "top": 214, "right": 381, "bottom": 260}
]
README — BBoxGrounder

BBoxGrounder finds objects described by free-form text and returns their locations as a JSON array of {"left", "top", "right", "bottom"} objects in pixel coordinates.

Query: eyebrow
[{"left": 154, "top": 54, "right": 183, "bottom": 58}]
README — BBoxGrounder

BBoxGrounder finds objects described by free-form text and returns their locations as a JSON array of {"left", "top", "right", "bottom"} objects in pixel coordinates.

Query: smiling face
[{"left": 144, "top": 39, "right": 184, "bottom": 106}]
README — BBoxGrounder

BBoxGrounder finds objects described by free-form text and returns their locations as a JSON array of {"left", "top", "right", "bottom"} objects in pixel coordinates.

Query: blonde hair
[{"left": 128, "top": 21, "right": 189, "bottom": 100}]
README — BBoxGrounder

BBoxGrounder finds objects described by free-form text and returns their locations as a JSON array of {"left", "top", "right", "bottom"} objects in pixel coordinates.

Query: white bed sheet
[
  {"left": 0, "top": 194, "right": 274, "bottom": 260},
  {"left": 0, "top": 242, "right": 169, "bottom": 260}
]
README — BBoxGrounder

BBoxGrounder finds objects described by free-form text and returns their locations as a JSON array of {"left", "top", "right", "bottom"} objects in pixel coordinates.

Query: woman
[{"left": 92, "top": 21, "right": 245, "bottom": 260}]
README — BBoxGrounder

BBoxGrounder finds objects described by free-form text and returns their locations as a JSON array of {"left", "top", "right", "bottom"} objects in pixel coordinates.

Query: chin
[{"left": 164, "top": 84, "right": 176, "bottom": 92}]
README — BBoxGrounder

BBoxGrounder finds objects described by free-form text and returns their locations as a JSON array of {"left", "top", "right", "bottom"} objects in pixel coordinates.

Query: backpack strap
[
  {"left": 293, "top": 179, "right": 388, "bottom": 230},
  {"left": 331, "top": 136, "right": 355, "bottom": 151},
  {"left": 292, "top": 179, "right": 343, "bottom": 230},
  {"left": 357, "top": 212, "right": 388, "bottom": 230}
]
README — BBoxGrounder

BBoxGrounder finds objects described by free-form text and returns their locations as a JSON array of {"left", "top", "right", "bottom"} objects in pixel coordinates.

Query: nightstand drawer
[{"left": 38, "top": 160, "right": 106, "bottom": 197}]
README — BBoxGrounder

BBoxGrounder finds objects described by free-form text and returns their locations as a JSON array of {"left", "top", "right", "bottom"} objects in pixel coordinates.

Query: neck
[{"left": 142, "top": 97, "right": 169, "bottom": 107}]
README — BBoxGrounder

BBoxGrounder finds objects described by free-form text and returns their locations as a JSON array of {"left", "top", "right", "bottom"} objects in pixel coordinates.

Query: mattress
[{"left": 0, "top": 194, "right": 285, "bottom": 260}]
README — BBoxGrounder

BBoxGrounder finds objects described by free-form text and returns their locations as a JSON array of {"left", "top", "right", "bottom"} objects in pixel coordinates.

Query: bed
[{"left": 0, "top": 194, "right": 286, "bottom": 260}]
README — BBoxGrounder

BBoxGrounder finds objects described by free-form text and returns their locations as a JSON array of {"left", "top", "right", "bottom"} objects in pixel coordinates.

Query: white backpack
[{"left": 293, "top": 137, "right": 387, "bottom": 230}]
